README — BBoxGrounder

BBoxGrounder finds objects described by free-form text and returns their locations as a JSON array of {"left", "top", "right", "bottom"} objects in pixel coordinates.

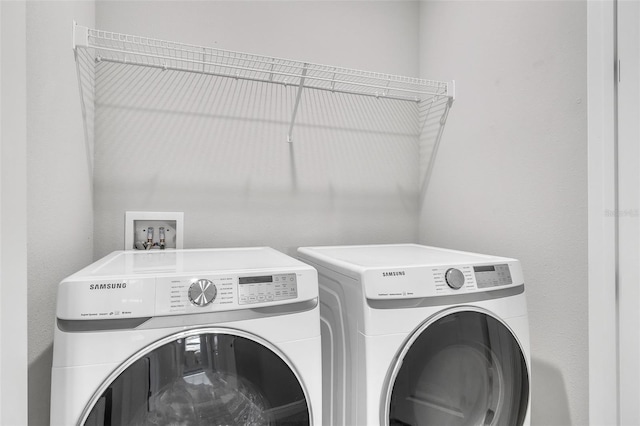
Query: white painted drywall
[
  {"left": 418, "top": 1, "right": 587, "bottom": 425},
  {"left": 587, "top": 1, "right": 617, "bottom": 423},
  {"left": 93, "top": 1, "right": 421, "bottom": 259},
  {"left": 1, "top": 2, "right": 28, "bottom": 424},
  {"left": 26, "top": 2, "right": 95, "bottom": 425},
  {"left": 617, "top": 2, "right": 640, "bottom": 423}
]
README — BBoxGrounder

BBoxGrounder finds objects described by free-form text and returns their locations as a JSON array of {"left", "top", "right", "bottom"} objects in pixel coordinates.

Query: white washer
[
  {"left": 297, "top": 243, "right": 530, "bottom": 426},
  {"left": 51, "top": 247, "right": 321, "bottom": 426}
]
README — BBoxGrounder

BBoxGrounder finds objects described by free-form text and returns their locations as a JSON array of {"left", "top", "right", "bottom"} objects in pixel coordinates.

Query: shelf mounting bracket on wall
[{"left": 287, "top": 63, "right": 308, "bottom": 143}]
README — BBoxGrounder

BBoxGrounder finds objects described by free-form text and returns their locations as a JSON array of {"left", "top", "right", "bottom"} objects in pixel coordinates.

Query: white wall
[
  {"left": 418, "top": 1, "right": 587, "bottom": 425},
  {"left": 587, "top": 1, "right": 616, "bottom": 423},
  {"left": 93, "top": 1, "right": 421, "bottom": 259},
  {"left": 617, "top": 2, "right": 640, "bottom": 423},
  {"left": 1, "top": 2, "right": 28, "bottom": 424},
  {"left": 26, "top": 2, "right": 95, "bottom": 425}
]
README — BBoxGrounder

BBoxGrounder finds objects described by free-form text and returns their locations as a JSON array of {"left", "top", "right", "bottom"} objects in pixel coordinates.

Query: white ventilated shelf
[
  {"left": 72, "top": 21, "right": 453, "bottom": 184},
  {"left": 73, "top": 24, "right": 453, "bottom": 104}
]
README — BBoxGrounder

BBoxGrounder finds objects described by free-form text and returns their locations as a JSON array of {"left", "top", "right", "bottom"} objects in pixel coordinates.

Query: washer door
[
  {"left": 82, "top": 330, "right": 310, "bottom": 426},
  {"left": 386, "top": 310, "right": 529, "bottom": 426}
]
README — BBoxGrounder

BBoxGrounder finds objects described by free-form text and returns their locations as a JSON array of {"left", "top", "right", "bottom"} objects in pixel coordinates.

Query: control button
[
  {"left": 445, "top": 268, "right": 465, "bottom": 290},
  {"left": 188, "top": 279, "right": 217, "bottom": 307}
]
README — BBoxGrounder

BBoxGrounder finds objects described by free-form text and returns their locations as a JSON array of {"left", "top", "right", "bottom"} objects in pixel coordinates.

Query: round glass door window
[
  {"left": 83, "top": 331, "right": 310, "bottom": 426},
  {"left": 387, "top": 311, "right": 529, "bottom": 426}
]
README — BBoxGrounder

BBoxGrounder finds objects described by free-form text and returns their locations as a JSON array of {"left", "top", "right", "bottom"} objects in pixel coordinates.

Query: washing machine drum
[
  {"left": 82, "top": 331, "right": 310, "bottom": 426},
  {"left": 387, "top": 311, "right": 529, "bottom": 426}
]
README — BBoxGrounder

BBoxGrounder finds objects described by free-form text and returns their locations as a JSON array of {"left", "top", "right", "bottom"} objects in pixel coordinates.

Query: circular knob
[
  {"left": 188, "top": 279, "right": 217, "bottom": 307},
  {"left": 445, "top": 268, "right": 465, "bottom": 290}
]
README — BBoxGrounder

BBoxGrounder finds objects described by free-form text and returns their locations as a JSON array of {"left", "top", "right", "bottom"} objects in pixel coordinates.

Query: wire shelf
[
  {"left": 73, "top": 21, "right": 453, "bottom": 156},
  {"left": 73, "top": 24, "right": 453, "bottom": 104}
]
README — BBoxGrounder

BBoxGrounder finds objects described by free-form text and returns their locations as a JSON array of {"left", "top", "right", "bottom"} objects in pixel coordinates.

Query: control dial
[
  {"left": 445, "top": 268, "right": 465, "bottom": 290},
  {"left": 188, "top": 279, "right": 217, "bottom": 307}
]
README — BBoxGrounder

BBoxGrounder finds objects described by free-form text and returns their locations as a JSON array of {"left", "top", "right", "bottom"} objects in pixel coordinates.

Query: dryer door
[
  {"left": 81, "top": 330, "right": 310, "bottom": 426},
  {"left": 385, "top": 310, "right": 529, "bottom": 426}
]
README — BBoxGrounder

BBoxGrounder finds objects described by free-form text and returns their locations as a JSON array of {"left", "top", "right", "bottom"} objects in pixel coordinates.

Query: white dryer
[
  {"left": 297, "top": 243, "right": 530, "bottom": 426},
  {"left": 51, "top": 247, "right": 321, "bottom": 425}
]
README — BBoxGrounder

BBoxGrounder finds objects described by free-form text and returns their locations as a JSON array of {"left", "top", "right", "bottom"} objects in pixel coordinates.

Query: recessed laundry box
[
  {"left": 297, "top": 243, "right": 530, "bottom": 426},
  {"left": 50, "top": 247, "right": 321, "bottom": 425}
]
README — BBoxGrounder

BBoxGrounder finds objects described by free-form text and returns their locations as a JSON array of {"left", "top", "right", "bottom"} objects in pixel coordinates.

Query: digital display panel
[
  {"left": 237, "top": 273, "right": 298, "bottom": 305},
  {"left": 473, "top": 264, "right": 512, "bottom": 288},
  {"left": 239, "top": 275, "right": 273, "bottom": 285},
  {"left": 473, "top": 265, "right": 496, "bottom": 273}
]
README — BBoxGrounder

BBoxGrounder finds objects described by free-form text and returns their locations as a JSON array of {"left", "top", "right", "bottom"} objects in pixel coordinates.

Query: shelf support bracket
[
  {"left": 72, "top": 21, "right": 90, "bottom": 52},
  {"left": 419, "top": 97, "right": 454, "bottom": 196},
  {"left": 418, "top": 96, "right": 437, "bottom": 136},
  {"left": 287, "top": 63, "right": 309, "bottom": 143}
]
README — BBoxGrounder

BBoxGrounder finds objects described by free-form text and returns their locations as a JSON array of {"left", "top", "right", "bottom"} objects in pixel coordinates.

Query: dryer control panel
[
  {"left": 362, "top": 261, "right": 523, "bottom": 300},
  {"left": 473, "top": 264, "right": 513, "bottom": 288},
  {"left": 298, "top": 244, "right": 523, "bottom": 302}
]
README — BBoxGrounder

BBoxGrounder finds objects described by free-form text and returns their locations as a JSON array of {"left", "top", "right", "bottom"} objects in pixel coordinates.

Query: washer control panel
[
  {"left": 56, "top": 248, "right": 318, "bottom": 321},
  {"left": 188, "top": 279, "right": 217, "bottom": 307},
  {"left": 154, "top": 273, "right": 300, "bottom": 315},
  {"left": 159, "top": 276, "right": 235, "bottom": 315},
  {"left": 238, "top": 273, "right": 298, "bottom": 305}
]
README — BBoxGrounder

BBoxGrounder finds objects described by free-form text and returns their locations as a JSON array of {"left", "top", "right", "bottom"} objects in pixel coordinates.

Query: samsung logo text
[
  {"left": 89, "top": 283, "right": 127, "bottom": 290},
  {"left": 382, "top": 271, "right": 406, "bottom": 277}
]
